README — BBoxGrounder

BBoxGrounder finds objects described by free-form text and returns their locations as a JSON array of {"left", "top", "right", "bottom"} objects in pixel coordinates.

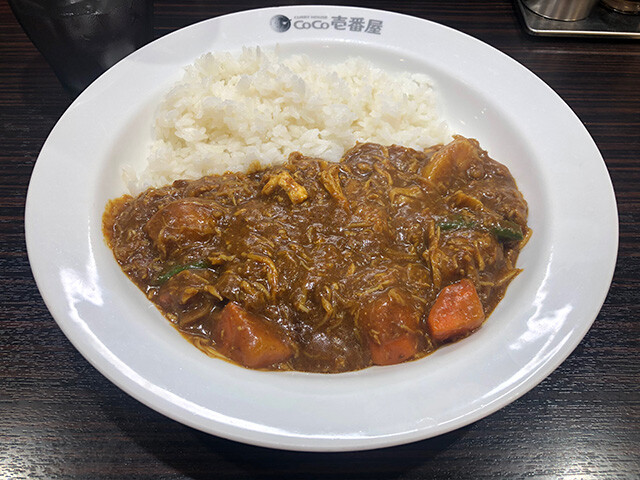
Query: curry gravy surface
[{"left": 103, "top": 137, "right": 529, "bottom": 372}]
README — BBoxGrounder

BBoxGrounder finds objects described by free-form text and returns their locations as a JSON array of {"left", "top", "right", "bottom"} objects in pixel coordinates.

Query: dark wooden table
[{"left": 2, "top": 1, "right": 638, "bottom": 478}]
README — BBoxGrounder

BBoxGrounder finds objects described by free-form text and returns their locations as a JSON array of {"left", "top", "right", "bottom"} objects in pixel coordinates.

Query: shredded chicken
[{"left": 104, "top": 137, "right": 529, "bottom": 372}]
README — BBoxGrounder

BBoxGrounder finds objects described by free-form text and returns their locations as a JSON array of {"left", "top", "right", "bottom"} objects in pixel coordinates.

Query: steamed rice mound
[{"left": 127, "top": 48, "right": 451, "bottom": 192}]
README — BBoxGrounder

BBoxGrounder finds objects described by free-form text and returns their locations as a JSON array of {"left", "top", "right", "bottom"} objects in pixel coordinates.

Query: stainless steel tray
[{"left": 515, "top": 0, "right": 640, "bottom": 38}]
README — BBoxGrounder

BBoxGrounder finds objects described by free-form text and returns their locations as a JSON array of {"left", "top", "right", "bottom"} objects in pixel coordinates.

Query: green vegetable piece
[
  {"left": 156, "top": 260, "right": 209, "bottom": 284},
  {"left": 438, "top": 220, "right": 462, "bottom": 231},
  {"left": 437, "top": 215, "right": 476, "bottom": 231},
  {"left": 490, "top": 220, "right": 524, "bottom": 242},
  {"left": 438, "top": 214, "right": 524, "bottom": 242}
]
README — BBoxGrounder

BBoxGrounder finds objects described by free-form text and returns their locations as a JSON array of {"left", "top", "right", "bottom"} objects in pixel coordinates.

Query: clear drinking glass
[{"left": 9, "top": 0, "right": 153, "bottom": 95}]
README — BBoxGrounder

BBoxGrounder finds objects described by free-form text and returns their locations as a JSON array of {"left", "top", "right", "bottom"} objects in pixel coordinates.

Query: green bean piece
[
  {"left": 490, "top": 220, "right": 524, "bottom": 242},
  {"left": 437, "top": 215, "right": 476, "bottom": 231},
  {"left": 156, "top": 260, "right": 209, "bottom": 284}
]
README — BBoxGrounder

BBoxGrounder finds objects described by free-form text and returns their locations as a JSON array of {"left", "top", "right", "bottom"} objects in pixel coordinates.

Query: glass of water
[{"left": 9, "top": 0, "right": 153, "bottom": 95}]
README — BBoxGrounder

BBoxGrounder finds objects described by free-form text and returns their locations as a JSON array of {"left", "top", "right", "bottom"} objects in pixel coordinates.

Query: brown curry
[{"left": 103, "top": 136, "right": 529, "bottom": 372}]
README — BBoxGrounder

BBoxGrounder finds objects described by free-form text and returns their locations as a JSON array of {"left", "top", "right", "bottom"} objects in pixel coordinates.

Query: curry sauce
[{"left": 103, "top": 136, "right": 529, "bottom": 372}]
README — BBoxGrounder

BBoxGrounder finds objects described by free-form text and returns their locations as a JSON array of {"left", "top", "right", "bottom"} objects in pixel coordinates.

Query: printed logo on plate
[{"left": 270, "top": 14, "right": 383, "bottom": 34}]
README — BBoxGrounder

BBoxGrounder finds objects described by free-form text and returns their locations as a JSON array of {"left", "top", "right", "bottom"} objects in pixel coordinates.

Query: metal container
[
  {"left": 522, "top": 0, "right": 600, "bottom": 21},
  {"left": 601, "top": 0, "right": 640, "bottom": 14}
]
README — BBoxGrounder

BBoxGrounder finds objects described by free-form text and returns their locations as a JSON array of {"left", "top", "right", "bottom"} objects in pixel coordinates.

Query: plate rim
[{"left": 25, "top": 5, "right": 619, "bottom": 452}]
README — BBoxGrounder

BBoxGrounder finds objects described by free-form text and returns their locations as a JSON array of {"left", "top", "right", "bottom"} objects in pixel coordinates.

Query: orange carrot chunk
[
  {"left": 427, "top": 279, "right": 485, "bottom": 343},
  {"left": 213, "top": 302, "right": 293, "bottom": 369},
  {"left": 359, "top": 292, "right": 421, "bottom": 366},
  {"left": 369, "top": 335, "right": 419, "bottom": 367}
]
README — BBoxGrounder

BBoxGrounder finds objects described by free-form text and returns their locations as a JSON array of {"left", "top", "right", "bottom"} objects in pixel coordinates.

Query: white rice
[{"left": 125, "top": 47, "right": 451, "bottom": 193}]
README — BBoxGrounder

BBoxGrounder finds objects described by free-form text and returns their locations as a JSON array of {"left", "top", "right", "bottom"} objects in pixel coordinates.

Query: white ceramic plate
[{"left": 25, "top": 6, "right": 618, "bottom": 451}]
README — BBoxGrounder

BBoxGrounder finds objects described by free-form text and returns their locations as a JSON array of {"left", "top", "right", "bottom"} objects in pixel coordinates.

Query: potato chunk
[
  {"left": 144, "top": 199, "right": 221, "bottom": 257},
  {"left": 212, "top": 303, "right": 293, "bottom": 369},
  {"left": 359, "top": 291, "right": 422, "bottom": 366}
]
